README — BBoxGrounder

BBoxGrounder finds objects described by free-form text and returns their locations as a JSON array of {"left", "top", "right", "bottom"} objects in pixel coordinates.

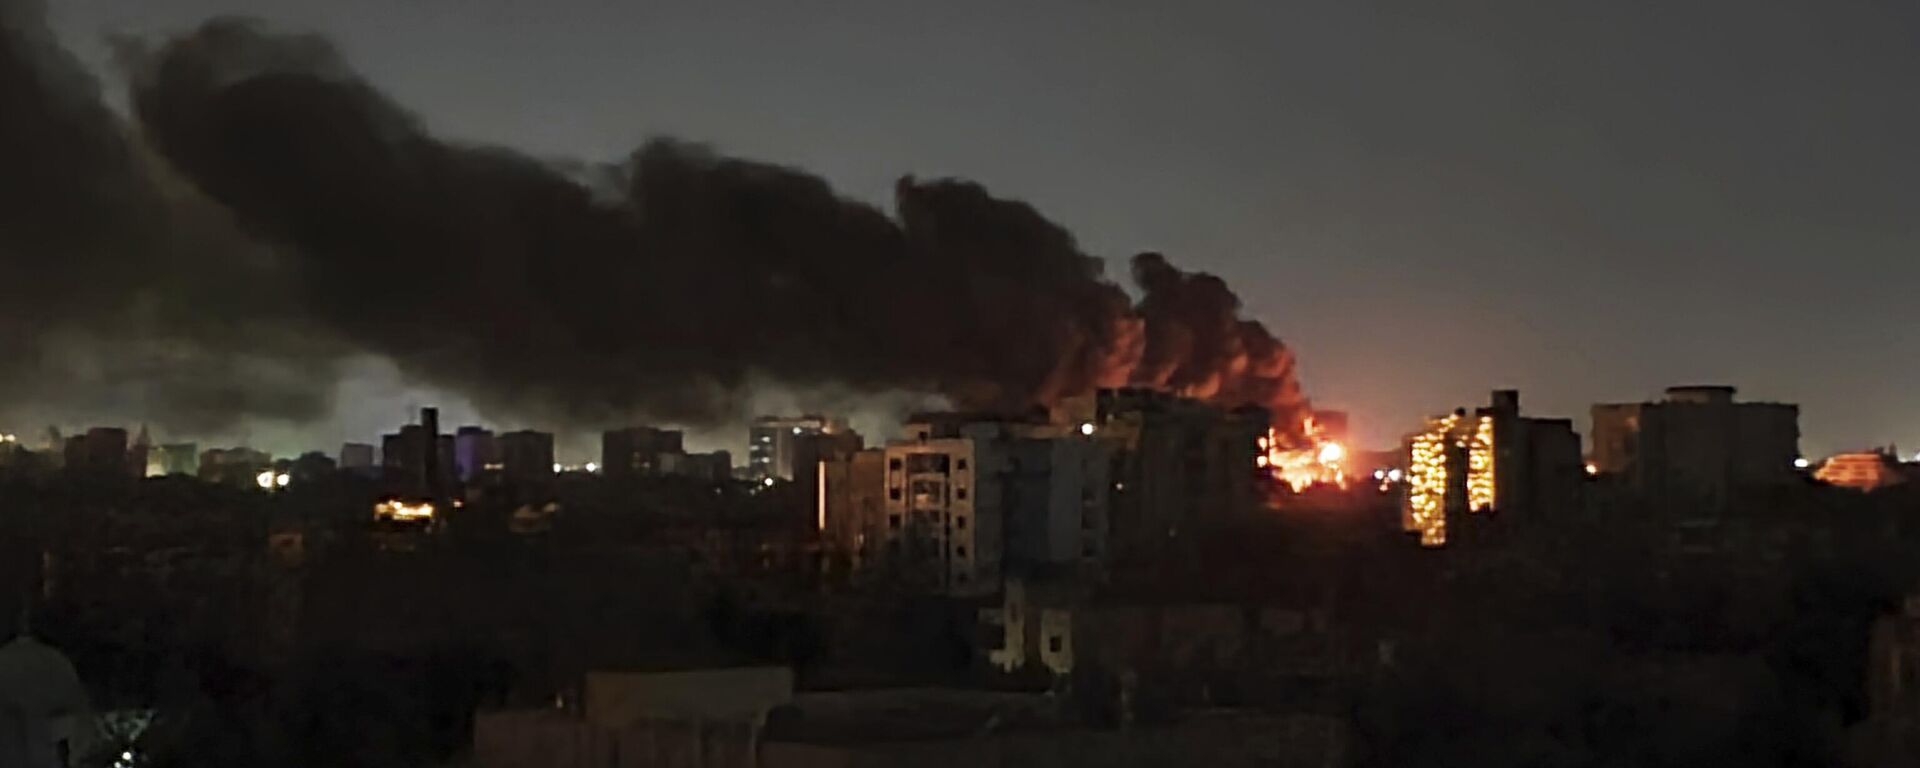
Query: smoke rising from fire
[
  {"left": 2, "top": 11, "right": 1308, "bottom": 436},
  {"left": 0, "top": 2, "right": 341, "bottom": 435}
]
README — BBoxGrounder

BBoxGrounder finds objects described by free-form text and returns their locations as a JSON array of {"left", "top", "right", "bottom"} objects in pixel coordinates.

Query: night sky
[{"left": 41, "top": 0, "right": 1920, "bottom": 457}]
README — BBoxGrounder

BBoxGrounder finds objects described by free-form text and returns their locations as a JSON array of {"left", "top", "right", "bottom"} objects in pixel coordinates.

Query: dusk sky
[{"left": 41, "top": 0, "right": 1920, "bottom": 457}]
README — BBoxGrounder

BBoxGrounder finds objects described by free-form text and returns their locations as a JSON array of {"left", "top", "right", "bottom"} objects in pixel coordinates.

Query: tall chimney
[{"left": 421, "top": 407, "right": 441, "bottom": 500}]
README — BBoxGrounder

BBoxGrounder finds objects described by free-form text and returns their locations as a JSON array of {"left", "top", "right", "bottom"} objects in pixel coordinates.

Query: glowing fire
[
  {"left": 1265, "top": 417, "right": 1348, "bottom": 492},
  {"left": 374, "top": 498, "right": 436, "bottom": 523}
]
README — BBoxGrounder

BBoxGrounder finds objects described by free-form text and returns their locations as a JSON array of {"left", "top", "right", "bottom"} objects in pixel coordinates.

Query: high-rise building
[
  {"left": 454, "top": 426, "right": 499, "bottom": 482},
  {"left": 602, "top": 426, "right": 685, "bottom": 478},
  {"left": 1591, "top": 385, "right": 1799, "bottom": 508},
  {"left": 748, "top": 415, "right": 849, "bottom": 482},
  {"left": 382, "top": 408, "right": 454, "bottom": 497},
  {"left": 1402, "top": 390, "right": 1582, "bottom": 548},
  {"left": 497, "top": 430, "right": 556, "bottom": 485},
  {"left": 881, "top": 434, "right": 999, "bottom": 596}
]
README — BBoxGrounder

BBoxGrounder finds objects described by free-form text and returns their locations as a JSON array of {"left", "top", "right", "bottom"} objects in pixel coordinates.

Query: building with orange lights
[
  {"left": 1401, "top": 390, "right": 1581, "bottom": 547},
  {"left": 1814, "top": 450, "right": 1905, "bottom": 492}
]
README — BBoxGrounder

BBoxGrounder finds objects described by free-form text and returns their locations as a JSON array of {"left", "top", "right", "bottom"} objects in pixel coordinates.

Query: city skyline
[{"left": 18, "top": 0, "right": 1920, "bottom": 457}]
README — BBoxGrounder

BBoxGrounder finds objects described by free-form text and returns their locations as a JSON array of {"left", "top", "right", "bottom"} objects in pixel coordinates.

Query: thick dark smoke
[
  {"left": 0, "top": 2, "right": 340, "bottom": 436},
  {"left": 6, "top": 11, "right": 1309, "bottom": 437}
]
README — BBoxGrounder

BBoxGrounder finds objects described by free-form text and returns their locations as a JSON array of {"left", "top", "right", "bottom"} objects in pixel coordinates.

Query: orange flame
[{"left": 1265, "top": 416, "right": 1347, "bottom": 493}]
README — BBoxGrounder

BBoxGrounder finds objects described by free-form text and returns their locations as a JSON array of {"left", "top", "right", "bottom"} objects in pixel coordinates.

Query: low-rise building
[{"left": 1814, "top": 450, "right": 1905, "bottom": 492}]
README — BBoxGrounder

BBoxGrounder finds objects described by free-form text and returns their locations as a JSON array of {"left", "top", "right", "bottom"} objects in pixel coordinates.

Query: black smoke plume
[
  {"left": 7, "top": 12, "right": 1308, "bottom": 436},
  {"left": 0, "top": 2, "right": 338, "bottom": 435}
]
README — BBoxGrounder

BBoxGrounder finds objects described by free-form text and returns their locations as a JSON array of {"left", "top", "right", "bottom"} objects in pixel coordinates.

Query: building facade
[
  {"left": 383, "top": 418, "right": 455, "bottom": 497},
  {"left": 455, "top": 426, "right": 500, "bottom": 482},
  {"left": 1055, "top": 389, "right": 1268, "bottom": 560},
  {"left": 1403, "top": 390, "right": 1582, "bottom": 547},
  {"left": 748, "top": 415, "right": 849, "bottom": 482},
  {"left": 64, "top": 427, "right": 129, "bottom": 476},
  {"left": 657, "top": 450, "right": 732, "bottom": 482},
  {"left": 497, "top": 430, "right": 556, "bottom": 486},
  {"left": 198, "top": 447, "right": 272, "bottom": 487},
  {"left": 1591, "top": 385, "right": 1799, "bottom": 508},
  {"left": 881, "top": 435, "right": 999, "bottom": 596},
  {"left": 154, "top": 442, "right": 200, "bottom": 476},
  {"left": 602, "top": 426, "right": 685, "bottom": 478},
  {"left": 1814, "top": 450, "right": 1905, "bottom": 492},
  {"left": 820, "top": 448, "right": 887, "bottom": 569}
]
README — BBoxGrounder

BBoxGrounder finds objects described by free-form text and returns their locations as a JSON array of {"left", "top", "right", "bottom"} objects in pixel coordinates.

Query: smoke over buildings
[{"left": 1, "top": 9, "right": 1310, "bottom": 439}]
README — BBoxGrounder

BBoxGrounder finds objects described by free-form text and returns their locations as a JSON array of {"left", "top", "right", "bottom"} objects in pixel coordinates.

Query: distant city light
[
  {"left": 1387, "top": 468, "right": 1403, "bottom": 482},
  {"left": 1373, "top": 469, "right": 1386, "bottom": 481},
  {"left": 255, "top": 470, "right": 275, "bottom": 489},
  {"left": 583, "top": 462, "right": 599, "bottom": 473},
  {"left": 1584, "top": 462, "right": 1598, "bottom": 476},
  {"left": 1793, "top": 457, "right": 1811, "bottom": 469},
  {"left": 1316, "top": 441, "right": 1346, "bottom": 464},
  {"left": 552, "top": 462, "right": 563, "bottom": 473},
  {"left": 1079, "top": 422, "right": 1095, "bottom": 436},
  {"left": 763, "top": 477, "right": 776, "bottom": 487},
  {"left": 274, "top": 473, "right": 289, "bottom": 488},
  {"left": 374, "top": 499, "right": 435, "bottom": 522},
  {"left": 792, "top": 426, "right": 803, "bottom": 435}
]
